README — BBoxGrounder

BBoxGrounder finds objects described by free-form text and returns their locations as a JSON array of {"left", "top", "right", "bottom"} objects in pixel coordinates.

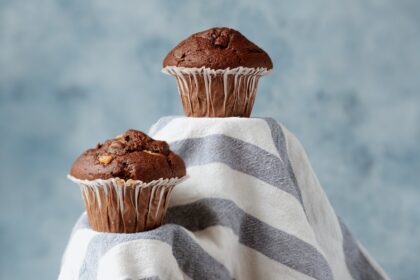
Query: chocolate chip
[
  {"left": 148, "top": 140, "right": 169, "bottom": 155},
  {"left": 214, "top": 35, "right": 229, "bottom": 48},
  {"left": 109, "top": 141, "right": 126, "bottom": 153}
]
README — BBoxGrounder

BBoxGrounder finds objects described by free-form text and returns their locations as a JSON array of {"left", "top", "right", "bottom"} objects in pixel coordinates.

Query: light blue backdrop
[{"left": 1, "top": 0, "right": 419, "bottom": 279}]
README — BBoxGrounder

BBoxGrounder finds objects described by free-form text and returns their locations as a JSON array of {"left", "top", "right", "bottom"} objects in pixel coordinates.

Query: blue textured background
[{"left": 1, "top": 0, "right": 419, "bottom": 279}]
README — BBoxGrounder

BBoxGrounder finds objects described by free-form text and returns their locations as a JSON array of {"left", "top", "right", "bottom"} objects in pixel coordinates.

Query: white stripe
[
  {"left": 170, "top": 163, "right": 324, "bottom": 256},
  {"left": 185, "top": 225, "right": 316, "bottom": 280},
  {"left": 58, "top": 229, "right": 99, "bottom": 280},
  {"left": 283, "top": 125, "right": 354, "bottom": 280},
  {"left": 97, "top": 239, "right": 184, "bottom": 280},
  {"left": 151, "top": 117, "right": 280, "bottom": 158}
]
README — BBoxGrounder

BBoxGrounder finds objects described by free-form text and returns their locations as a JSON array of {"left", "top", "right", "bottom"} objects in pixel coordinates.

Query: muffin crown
[
  {"left": 70, "top": 129, "right": 186, "bottom": 182},
  {"left": 163, "top": 27, "right": 273, "bottom": 70}
]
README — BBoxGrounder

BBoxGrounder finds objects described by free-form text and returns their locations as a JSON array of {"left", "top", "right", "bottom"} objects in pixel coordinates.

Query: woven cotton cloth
[{"left": 59, "top": 117, "right": 389, "bottom": 280}]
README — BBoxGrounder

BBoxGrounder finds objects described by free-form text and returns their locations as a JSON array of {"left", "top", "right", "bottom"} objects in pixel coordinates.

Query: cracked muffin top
[
  {"left": 70, "top": 129, "right": 186, "bottom": 182},
  {"left": 163, "top": 27, "right": 273, "bottom": 70}
]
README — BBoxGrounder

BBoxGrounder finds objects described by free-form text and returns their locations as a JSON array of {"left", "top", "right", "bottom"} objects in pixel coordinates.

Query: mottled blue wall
[{"left": 1, "top": 0, "right": 419, "bottom": 279}]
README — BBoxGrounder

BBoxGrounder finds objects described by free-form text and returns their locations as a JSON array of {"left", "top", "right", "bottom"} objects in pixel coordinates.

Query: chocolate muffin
[
  {"left": 162, "top": 27, "right": 273, "bottom": 117},
  {"left": 69, "top": 129, "right": 186, "bottom": 233},
  {"left": 70, "top": 129, "right": 185, "bottom": 182},
  {"left": 163, "top": 27, "right": 273, "bottom": 70}
]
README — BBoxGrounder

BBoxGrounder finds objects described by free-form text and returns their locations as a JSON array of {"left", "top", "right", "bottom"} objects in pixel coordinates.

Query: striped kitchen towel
[{"left": 59, "top": 117, "right": 389, "bottom": 280}]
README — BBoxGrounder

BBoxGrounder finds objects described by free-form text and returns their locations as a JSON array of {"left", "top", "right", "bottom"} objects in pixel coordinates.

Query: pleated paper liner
[
  {"left": 163, "top": 66, "right": 271, "bottom": 117},
  {"left": 68, "top": 175, "right": 187, "bottom": 233}
]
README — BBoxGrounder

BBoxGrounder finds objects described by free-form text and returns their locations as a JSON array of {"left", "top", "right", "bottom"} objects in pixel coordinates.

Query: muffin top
[
  {"left": 70, "top": 129, "right": 186, "bottom": 182},
  {"left": 163, "top": 27, "right": 273, "bottom": 70}
]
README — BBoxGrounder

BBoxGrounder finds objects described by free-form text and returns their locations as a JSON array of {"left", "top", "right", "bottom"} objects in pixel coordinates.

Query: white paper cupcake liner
[
  {"left": 68, "top": 175, "right": 187, "bottom": 232},
  {"left": 68, "top": 175, "right": 186, "bottom": 211},
  {"left": 162, "top": 66, "right": 271, "bottom": 117},
  {"left": 162, "top": 66, "right": 271, "bottom": 76}
]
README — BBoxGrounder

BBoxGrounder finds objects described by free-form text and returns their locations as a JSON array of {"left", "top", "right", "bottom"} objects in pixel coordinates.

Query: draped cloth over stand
[{"left": 59, "top": 117, "right": 389, "bottom": 280}]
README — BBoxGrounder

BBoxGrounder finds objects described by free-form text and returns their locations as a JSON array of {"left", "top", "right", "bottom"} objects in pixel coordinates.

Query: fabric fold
[{"left": 59, "top": 116, "right": 388, "bottom": 280}]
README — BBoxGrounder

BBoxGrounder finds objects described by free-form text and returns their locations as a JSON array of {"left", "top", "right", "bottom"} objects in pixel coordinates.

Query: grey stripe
[
  {"left": 264, "top": 118, "right": 384, "bottom": 279},
  {"left": 148, "top": 116, "right": 180, "bottom": 137},
  {"left": 167, "top": 129, "right": 314, "bottom": 278},
  {"left": 262, "top": 118, "right": 304, "bottom": 205},
  {"left": 78, "top": 219, "right": 232, "bottom": 280},
  {"left": 76, "top": 197, "right": 333, "bottom": 280},
  {"left": 166, "top": 198, "right": 334, "bottom": 280},
  {"left": 169, "top": 134, "right": 302, "bottom": 202},
  {"left": 339, "top": 218, "right": 386, "bottom": 280}
]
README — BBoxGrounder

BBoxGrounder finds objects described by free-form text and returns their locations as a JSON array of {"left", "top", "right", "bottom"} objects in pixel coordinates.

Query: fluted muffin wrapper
[
  {"left": 68, "top": 175, "right": 187, "bottom": 233},
  {"left": 162, "top": 66, "right": 271, "bottom": 117}
]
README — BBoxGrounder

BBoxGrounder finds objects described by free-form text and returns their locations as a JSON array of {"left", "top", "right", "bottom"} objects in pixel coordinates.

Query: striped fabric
[{"left": 59, "top": 117, "right": 389, "bottom": 280}]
